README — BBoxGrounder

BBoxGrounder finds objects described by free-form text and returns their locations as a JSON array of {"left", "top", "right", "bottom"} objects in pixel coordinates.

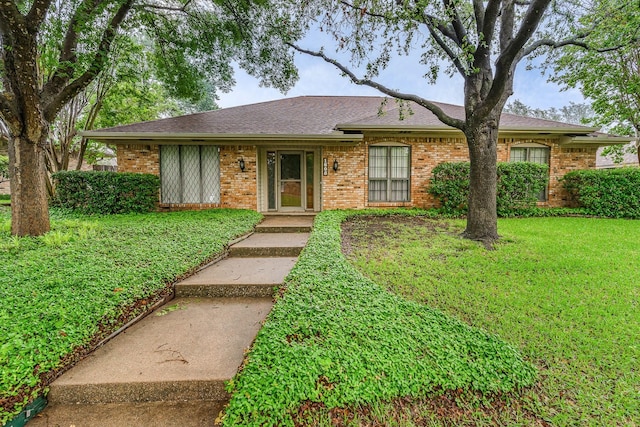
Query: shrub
[
  {"left": 428, "top": 162, "right": 549, "bottom": 216},
  {"left": 52, "top": 171, "right": 160, "bottom": 214},
  {"left": 562, "top": 168, "right": 640, "bottom": 219}
]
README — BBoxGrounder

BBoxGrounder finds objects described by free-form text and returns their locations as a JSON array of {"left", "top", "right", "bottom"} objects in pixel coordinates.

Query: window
[
  {"left": 510, "top": 145, "right": 550, "bottom": 201},
  {"left": 368, "top": 145, "right": 410, "bottom": 202},
  {"left": 160, "top": 145, "right": 220, "bottom": 204}
]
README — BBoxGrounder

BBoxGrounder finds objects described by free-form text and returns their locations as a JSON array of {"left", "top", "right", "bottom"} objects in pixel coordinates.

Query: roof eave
[
  {"left": 561, "top": 135, "right": 634, "bottom": 146},
  {"left": 336, "top": 124, "right": 599, "bottom": 135},
  {"left": 81, "top": 132, "right": 363, "bottom": 145}
]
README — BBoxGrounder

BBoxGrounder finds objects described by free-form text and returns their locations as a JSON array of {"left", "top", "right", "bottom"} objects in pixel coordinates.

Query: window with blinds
[
  {"left": 510, "top": 145, "right": 550, "bottom": 201},
  {"left": 160, "top": 145, "right": 220, "bottom": 204},
  {"left": 368, "top": 145, "right": 410, "bottom": 202}
]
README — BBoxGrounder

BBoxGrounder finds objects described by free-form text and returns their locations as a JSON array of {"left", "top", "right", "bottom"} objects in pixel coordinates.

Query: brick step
[
  {"left": 228, "top": 233, "right": 309, "bottom": 257},
  {"left": 28, "top": 400, "right": 225, "bottom": 427},
  {"left": 45, "top": 297, "right": 273, "bottom": 406}
]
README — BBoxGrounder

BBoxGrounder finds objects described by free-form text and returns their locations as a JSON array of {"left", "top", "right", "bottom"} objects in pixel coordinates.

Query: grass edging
[{"left": 221, "top": 209, "right": 537, "bottom": 426}]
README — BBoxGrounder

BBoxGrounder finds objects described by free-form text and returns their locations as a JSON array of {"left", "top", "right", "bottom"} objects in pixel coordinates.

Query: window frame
[
  {"left": 368, "top": 144, "right": 411, "bottom": 202},
  {"left": 159, "top": 145, "right": 221, "bottom": 204},
  {"left": 509, "top": 143, "right": 550, "bottom": 202}
]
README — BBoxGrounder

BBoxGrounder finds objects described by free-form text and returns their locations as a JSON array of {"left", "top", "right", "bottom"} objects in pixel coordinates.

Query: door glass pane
[
  {"left": 267, "top": 151, "right": 276, "bottom": 210},
  {"left": 281, "top": 154, "right": 301, "bottom": 180},
  {"left": 306, "top": 152, "right": 314, "bottom": 210},
  {"left": 280, "top": 153, "right": 302, "bottom": 208}
]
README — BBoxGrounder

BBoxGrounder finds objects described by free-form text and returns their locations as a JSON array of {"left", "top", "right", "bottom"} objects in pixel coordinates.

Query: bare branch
[
  {"left": 500, "top": 0, "right": 515, "bottom": 52},
  {"left": 472, "top": 0, "right": 484, "bottom": 35},
  {"left": 289, "top": 43, "right": 465, "bottom": 130},
  {"left": 443, "top": 0, "right": 467, "bottom": 45}
]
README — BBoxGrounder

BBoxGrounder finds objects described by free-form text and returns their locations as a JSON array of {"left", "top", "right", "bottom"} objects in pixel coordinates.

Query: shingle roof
[{"left": 89, "top": 95, "right": 597, "bottom": 135}]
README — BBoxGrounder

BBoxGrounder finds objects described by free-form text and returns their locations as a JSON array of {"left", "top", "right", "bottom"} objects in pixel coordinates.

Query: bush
[
  {"left": 562, "top": 168, "right": 640, "bottom": 219},
  {"left": 428, "top": 162, "right": 549, "bottom": 216},
  {"left": 52, "top": 171, "right": 160, "bottom": 214}
]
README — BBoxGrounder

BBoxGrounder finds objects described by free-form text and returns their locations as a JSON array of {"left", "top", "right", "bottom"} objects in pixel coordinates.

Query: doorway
[{"left": 264, "top": 150, "right": 317, "bottom": 212}]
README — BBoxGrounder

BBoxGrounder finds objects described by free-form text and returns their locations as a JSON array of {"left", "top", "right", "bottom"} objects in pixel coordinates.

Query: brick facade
[
  {"left": 117, "top": 136, "right": 598, "bottom": 211},
  {"left": 219, "top": 145, "right": 257, "bottom": 210}
]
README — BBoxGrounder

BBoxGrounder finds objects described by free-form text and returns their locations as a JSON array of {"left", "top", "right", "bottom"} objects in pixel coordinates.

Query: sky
[{"left": 216, "top": 48, "right": 587, "bottom": 111}]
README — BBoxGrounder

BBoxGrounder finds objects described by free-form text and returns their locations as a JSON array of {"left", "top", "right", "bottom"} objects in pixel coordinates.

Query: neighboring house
[
  {"left": 83, "top": 96, "right": 632, "bottom": 213},
  {"left": 596, "top": 142, "right": 639, "bottom": 169}
]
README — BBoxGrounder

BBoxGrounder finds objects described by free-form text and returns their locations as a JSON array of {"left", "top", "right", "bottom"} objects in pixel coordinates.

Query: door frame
[
  {"left": 278, "top": 150, "right": 304, "bottom": 211},
  {"left": 258, "top": 147, "right": 321, "bottom": 213}
]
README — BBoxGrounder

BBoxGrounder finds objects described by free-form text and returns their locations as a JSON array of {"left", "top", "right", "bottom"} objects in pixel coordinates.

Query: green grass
[
  {"left": 0, "top": 208, "right": 261, "bottom": 424},
  {"left": 343, "top": 214, "right": 639, "bottom": 426},
  {"left": 221, "top": 210, "right": 537, "bottom": 426}
]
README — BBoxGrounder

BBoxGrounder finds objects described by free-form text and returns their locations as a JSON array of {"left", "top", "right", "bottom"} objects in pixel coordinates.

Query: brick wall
[
  {"left": 219, "top": 146, "right": 257, "bottom": 210},
  {"left": 323, "top": 135, "right": 598, "bottom": 210},
  {"left": 117, "top": 138, "right": 598, "bottom": 212},
  {"left": 117, "top": 144, "right": 160, "bottom": 175}
]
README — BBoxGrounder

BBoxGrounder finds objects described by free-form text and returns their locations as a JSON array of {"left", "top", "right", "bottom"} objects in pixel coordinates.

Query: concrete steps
[
  {"left": 30, "top": 215, "right": 313, "bottom": 426},
  {"left": 229, "top": 233, "right": 309, "bottom": 257},
  {"left": 175, "top": 257, "right": 298, "bottom": 298}
]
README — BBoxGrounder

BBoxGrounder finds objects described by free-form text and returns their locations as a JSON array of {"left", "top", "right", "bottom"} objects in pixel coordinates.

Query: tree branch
[
  {"left": 41, "top": 0, "right": 104, "bottom": 102},
  {"left": 43, "top": 0, "right": 134, "bottom": 122},
  {"left": 443, "top": 0, "right": 467, "bottom": 45},
  {"left": 26, "top": 0, "right": 54, "bottom": 33},
  {"left": 0, "top": 93, "right": 19, "bottom": 130},
  {"left": 418, "top": 13, "right": 467, "bottom": 75},
  {"left": 289, "top": 43, "right": 465, "bottom": 130},
  {"left": 472, "top": 0, "right": 484, "bottom": 35},
  {"left": 500, "top": 0, "right": 515, "bottom": 52},
  {"left": 482, "top": 0, "right": 551, "bottom": 116}
]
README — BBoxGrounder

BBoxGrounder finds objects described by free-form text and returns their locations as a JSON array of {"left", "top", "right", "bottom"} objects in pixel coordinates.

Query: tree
[
  {"left": 0, "top": 0, "right": 296, "bottom": 236},
  {"left": 284, "top": 0, "right": 611, "bottom": 244},
  {"left": 504, "top": 99, "right": 594, "bottom": 125},
  {"left": 44, "top": 35, "right": 192, "bottom": 197},
  {"left": 552, "top": 0, "right": 640, "bottom": 164}
]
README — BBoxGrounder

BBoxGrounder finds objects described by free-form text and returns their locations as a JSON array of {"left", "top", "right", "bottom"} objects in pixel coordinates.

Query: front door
[{"left": 279, "top": 152, "right": 303, "bottom": 210}]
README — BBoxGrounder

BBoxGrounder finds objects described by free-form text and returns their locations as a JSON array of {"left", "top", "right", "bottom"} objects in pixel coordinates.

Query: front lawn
[
  {"left": 343, "top": 215, "right": 639, "bottom": 426},
  {"left": 0, "top": 208, "right": 261, "bottom": 424},
  {"left": 222, "top": 211, "right": 537, "bottom": 426}
]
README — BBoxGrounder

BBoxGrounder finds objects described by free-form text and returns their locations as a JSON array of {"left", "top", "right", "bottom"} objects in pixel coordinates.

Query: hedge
[
  {"left": 428, "top": 162, "right": 549, "bottom": 216},
  {"left": 52, "top": 171, "right": 160, "bottom": 214},
  {"left": 562, "top": 168, "right": 640, "bottom": 219}
]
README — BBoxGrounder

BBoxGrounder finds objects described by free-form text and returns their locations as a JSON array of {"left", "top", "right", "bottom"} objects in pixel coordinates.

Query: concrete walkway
[{"left": 29, "top": 215, "right": 313, "bottom": 427}]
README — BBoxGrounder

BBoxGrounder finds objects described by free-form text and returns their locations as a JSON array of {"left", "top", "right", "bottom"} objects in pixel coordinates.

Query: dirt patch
[{"left": 341, "top": 215, "right": 449, "bottom": 258}]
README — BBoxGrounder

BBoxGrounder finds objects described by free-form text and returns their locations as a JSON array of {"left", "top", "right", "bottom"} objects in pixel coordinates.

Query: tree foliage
[
  {"left": 0, "top": 0, "right": 297, "bottom": 236},
  {"left": 551, "top": 0, "right": 640, "bottom": 163},
  {"left": 504, "top": 99, "right": 594, "bottom": 125},
  {"left": 281, "top": 0, "right": 601, "bottom": 243}
]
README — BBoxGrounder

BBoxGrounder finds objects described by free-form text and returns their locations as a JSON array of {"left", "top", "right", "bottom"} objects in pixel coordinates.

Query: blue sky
[{"left": 217, "top": 51, "right": 586, "bottom": 111}]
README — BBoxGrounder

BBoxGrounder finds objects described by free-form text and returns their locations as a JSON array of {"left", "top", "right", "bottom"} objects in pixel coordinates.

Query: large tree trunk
[
  {"left": 462, "top": 117, "right": 500, "bottom": 244},
  {"left": 8, "top": 135, "right": 50, "bottom": 236}
]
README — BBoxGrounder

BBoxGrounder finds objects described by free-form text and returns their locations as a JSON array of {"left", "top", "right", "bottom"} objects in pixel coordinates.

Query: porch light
[
  {"left": 333, "top": 159, "right": 339, "bottom": 172},
  {"left": 239, "top": 158, "right": 246, "bottom": 172}
]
